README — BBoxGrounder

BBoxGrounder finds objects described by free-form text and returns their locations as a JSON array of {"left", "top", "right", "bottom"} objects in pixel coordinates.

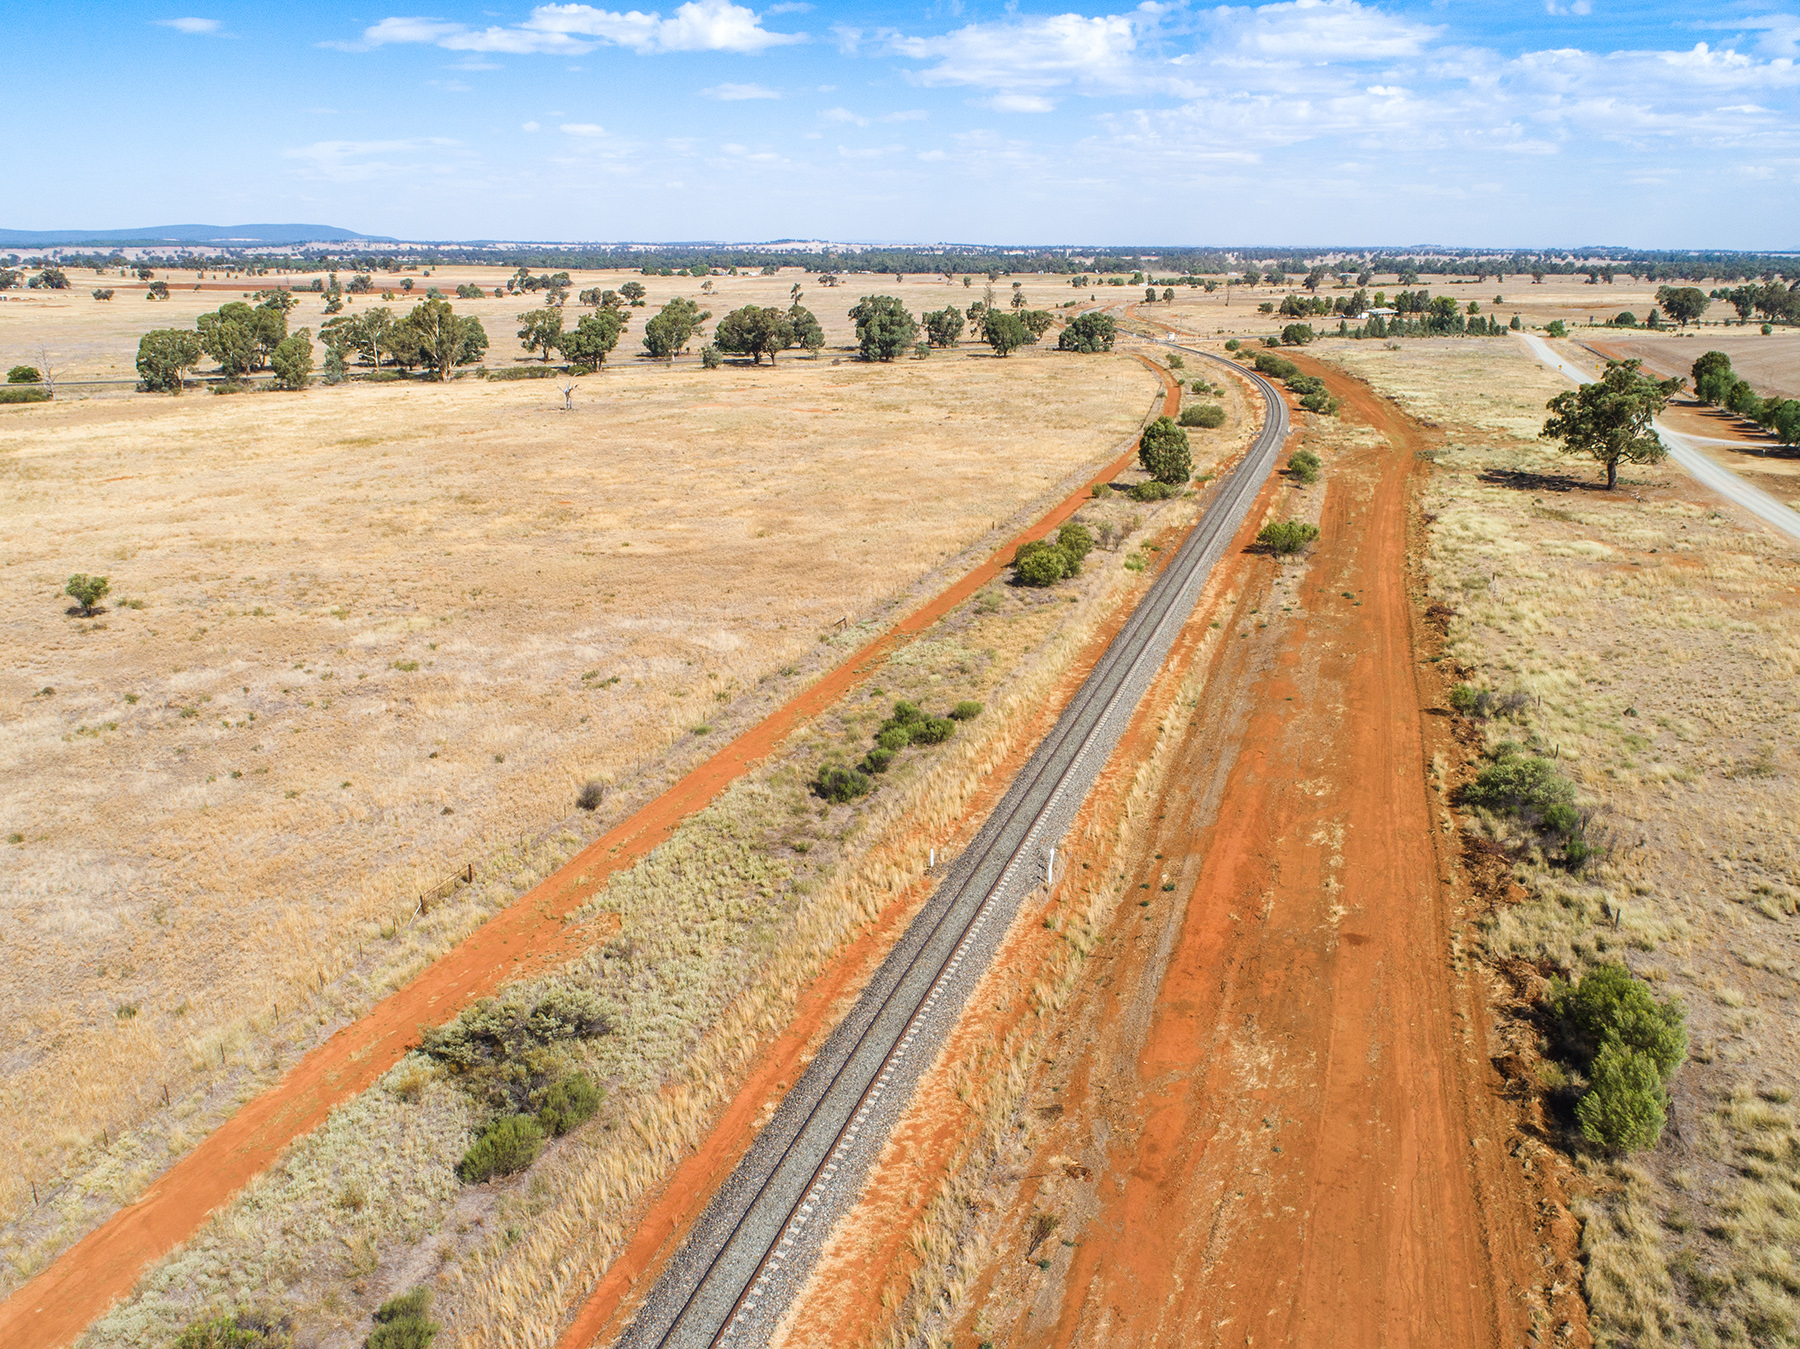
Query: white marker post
[{"left": 1047, "top": 845, "right": 1055, "bottom": 887}]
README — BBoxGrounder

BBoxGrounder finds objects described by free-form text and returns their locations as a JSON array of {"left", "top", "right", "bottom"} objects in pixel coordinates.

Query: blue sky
[{"left": 9, "top": 0, "right": 1799, "bottom": 246}]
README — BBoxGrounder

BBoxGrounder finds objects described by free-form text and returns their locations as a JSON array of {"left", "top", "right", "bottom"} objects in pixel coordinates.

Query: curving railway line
[{"left": 608, "top": 344, "right": 1289, "bottom": 1349}]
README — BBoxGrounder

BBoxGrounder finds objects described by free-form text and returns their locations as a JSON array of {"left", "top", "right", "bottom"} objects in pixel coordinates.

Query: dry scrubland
[
  {"left": 0, "top": 346, "right": 1161, "bottom": 1297},
  {"left": 68, "top": 354, "right": 1256, "bottom": 1347},
  {"left": 1324, "top": 335, "right": 1800, "bottom": 1348}
]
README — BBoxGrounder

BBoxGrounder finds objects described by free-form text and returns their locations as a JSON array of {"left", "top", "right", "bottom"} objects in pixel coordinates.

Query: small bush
[
  {"left": 815, "top": 764, "right": 872, "bottom": 803},
  {"left": 0, "top": 386, "right": 51, "bottom": 404},
  {"left": 1459, "top": 749, "right": 1573, "bottom": 818},
  {"left": 890, "top": 700, "right": 925, "bottom": 725},
  {"left": 876, "top": 725, "right": 912, "bottom": 752},
  {"left": 6, "top": 365, "right": 40, "bottom": 383},
  {"left": 1299, "top": 390, "right": 1340, "bottom": 415},
  {"left": 1128, "top": 479, "right": 1177, "bottom": 502},
  {"left": 911, "top": 716, "right": 957, "bottom": 746},
  {"left": 1576, "top": 1042, "right": 1667, "bottom": 1151},
  {"left": 368, "top": 1288, "right": 438, "bottom": 1349},
  {"left": 1057, "top": 521, "right": 1095, "bottom": 561},
  {"left": 1178, "top": 403, "right": 1226, "bottom": 428},
  {"left": 1256, "top": 520, "right": 1320, "bottom": 555},
  {"left": 1288, "top": 449, "right": 1320, "bottom": 484},
  {"left": 1551, "top": 964, "right": 1687, "bottom": 1081},
  {"left": 576, "top": 779, "right": 605, "bottom": 811},
  {"left": 701, "top": 344, "right": 723, "bottom": 369},
  {"left": 536, "top": 1071, "right": 603, "bottom": 1135},
  {"left": 1013, "top": 540, "right": 1071, "bottom": 586},
  {"left": 65, "top": 572, "right": 110, "bottom": 614},
  {"left": 950, "top": 701, "right": 983, "bottom": 720},
  {"left": 175, "top": 1313, "right": 294, "bottom": 1349},
  {"left": 861, "top": 746, "right": 896, "bottom": 773},
  {"left": 1253, "top": 352, "right": 1298, "bottom": 380},
  {"left": 1448, "top": 683, "right": 1478, "bottom": 714},
  {"left": 458, "top": 1113, "right": 544, "bottom": 1182},
  {"left": 1545, "top": 320, "right": 1568, "bottom": 338},
  {"left": 1223, "top": 338, "right": 1240, "bottom": 351}
]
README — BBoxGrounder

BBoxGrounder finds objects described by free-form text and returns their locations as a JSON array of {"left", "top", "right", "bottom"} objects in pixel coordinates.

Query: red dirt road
[
  {"left": 971, "top": 361, "right": 1550, "bottom": 1348},
  {"left": 0, "top": 362, "right": 1180, "bottom": 1349}
]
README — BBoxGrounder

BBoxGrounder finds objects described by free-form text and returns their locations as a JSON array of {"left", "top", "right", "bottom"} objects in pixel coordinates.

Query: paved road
[
  {"left": 609, "top": 349, "right": 1290, "bottom": 1349},
  {"left": 1520, "top": 333, "right": 1800, "bottom": 543}
]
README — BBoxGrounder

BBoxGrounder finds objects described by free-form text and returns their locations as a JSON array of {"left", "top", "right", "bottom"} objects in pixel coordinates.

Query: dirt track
[
  {"left": 950, "top": 357, "right": 1562, "bottom": 1347},
  {"left": 0, "top": 359, "right": 1179, "bottom": 1349}
]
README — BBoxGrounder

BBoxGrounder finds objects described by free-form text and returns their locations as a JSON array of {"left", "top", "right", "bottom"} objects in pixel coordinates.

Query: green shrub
[
  {"left": 1448, "top": 683, "right": 1478, "bottom": 714},
  {"left": 1551, "top": 964, "right": 1687, "bottom": 1081},
  {"left": 1223, "top": 338, "right": 1240, "bottom": 351},
  {"left": 910, "top": 716, "right": 957, "bottom": 746},
  {"left": 890, "top": 700, "right": 924, "bottom": 725},
  {"left": 862, "top": 746, "right": 896, "bottom": 773},
  {"left": 535, "top": 1072, "right": 603, "bottom": 1135},
  {"left": 1012, "top": 540, "right": 1070, "bottom": 586},
  {"left": 65, "top": 573, "right": 110, "bottom": 615},
  {"left": 175, "top": 1313, "right": 293, "bottom": 1349},
  {"left": 1285, "top": 373, "right": 1326, "bottom": 395},
  {"left": 1128, "top": 479, "right": 1177, "bottom": 502},
  {"left": 1256, "top": 520, "right": 1320, "bottom": 555},
  {"left": 458, "top": 1113, "right": 544, "bottom": 1182},
  {"left": 1254, "top": 352, "right": 1298, "bottom": 380},
  {"left": 6, "top": 365, "right": 40, "bottom": 383},
  {"left": 815, "top": 764, "right": 872, "bottom": 803},
  {"left": 368, "top": 1288, "right": 438, "bottom": 1349},
  {"left": 1545, "top": 320, "right": 1568, "bottom": 338},
  {"left": 1575, "top": 1041, "right": 1668, "bottom": 1151},
  {"left": 876, "top": 725, "right": 912, "bottom": 752},
  {"left": 701, "top": 344, "right": 723, "bottom": 369},
  {"left": 1057, "top": 521, "right": 1095, "bottom": 561},
  {"left": 1178, "top": 403, "right": 1226, "bottom": 428},
  {"left": 1288, "top": 449, "right": 1320, "bottom": 484},
  {"left": 1459, "top": 748, "right": 1573, "bottom": 819},
  {"left": 0, "top": 386, "right": 51, "bottom": 404},
  {"left": 1299, "top": 390, "right": 1340, "bottom": 415},
  {"left": 421, "top": 988, "right": 610, "bottom": 1118},
  {"left": 1138, "top": 415, "right": 1192, "bottom": 484},
  {"left": 1280, "top": 323, "right": 1315, "bottom": 346},
  {"left": 950, "top": 701, "right": 983, "bottom": 720}
]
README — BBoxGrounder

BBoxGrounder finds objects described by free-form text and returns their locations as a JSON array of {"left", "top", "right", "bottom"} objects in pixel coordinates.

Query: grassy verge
[{"left": 1323, "top": 337, "right": 1800, "bottom": 1349}]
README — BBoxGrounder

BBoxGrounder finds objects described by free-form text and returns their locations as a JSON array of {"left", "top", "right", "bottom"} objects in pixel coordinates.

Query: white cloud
[
  {"left": 353, "top": 0, "right": 802, "bottom": 56},
  {"left": 1544, "top": 0, "right": 1592, "bottom": 14},
  {"left": 703, "top": 81, "right": 780, "bottom": 98},
  {"left": 281, "top": 137, "right": 460, "bottom": 182},
  {"left": 561, "top": 122, "right": 608, "bottom": 135},
  {"left": 1204, "top": 0, "right": 1441, "bottom": 61},
  {"left": 766, "top": 0, "right": 811, "bottom": 12},
  {"left": 882, "top": 108, "right": 928, "bottom": 122},
  {"left": 985, "top": 93, "right": 1057, "bottom": 112},
  {"left": 821, "top": 106, "right": 869, "bottom": 125},
  {"left": 892, "top": 11, "right": 1143, "bottom": 92},
  {"left": 156, "top": 16, "right": 221, "bottom": 34},
  {"left": 447, "top": 57, "right": 502, "bottom": 69},
  {"left": 522, "top": 120, "right": 542, "bottom": 131}
]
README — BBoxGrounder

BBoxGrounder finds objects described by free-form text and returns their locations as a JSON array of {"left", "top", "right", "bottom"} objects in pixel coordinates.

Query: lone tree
[
  {"left": 849, "top": 295, "right": 917, "bottom": 361},
  {"left": 1058, "top": 312, "right": 1116, "bottom": 353},
  {"left": 1541, "top": 358, "right": 1681, "bottom": 489},
  {"left": 1138, "top": 415, "right": 1192, "bottom": 484},
  {"left": 65, "top": 573, "right": 109, "bottom": 615},
  {"left": 562, "top": 310, "right": 625, "bottom": 372},
  {"left": 136, "top": 329, "right": 203, "bottom": 393},
  {"left": 714, "top": 305, "right": 795, "bottom": 364},
  {"left": 1691, "top": 350, "right": 1735, "bottom": 405},
  {"left": 788, "top": 301, "right": 825, "bottom": 354}
]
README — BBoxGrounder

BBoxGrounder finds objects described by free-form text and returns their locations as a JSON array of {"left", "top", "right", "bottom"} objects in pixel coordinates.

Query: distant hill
[{"left": 0, "top": 224, "right": 395, "bottom": 247}]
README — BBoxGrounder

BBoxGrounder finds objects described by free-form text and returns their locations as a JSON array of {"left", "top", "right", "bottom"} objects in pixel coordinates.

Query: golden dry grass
[
  {"left": 1323, "top": 335, "right": 1800, "bottom": 1349},
  {"left": 0, "top": 344, "right": 1158, "bottom": 1291},
  {"left": 72, "top": 432, "right": 1230, "bottom": 1347}
]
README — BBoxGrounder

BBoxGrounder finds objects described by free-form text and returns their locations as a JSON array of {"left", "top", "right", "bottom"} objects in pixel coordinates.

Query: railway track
[{"left": 610, "top": 346, "right": 1290, "bottom": 1349}]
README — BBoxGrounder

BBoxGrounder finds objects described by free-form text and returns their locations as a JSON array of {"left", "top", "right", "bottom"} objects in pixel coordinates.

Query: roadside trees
[
  {"left": 924, "top": 305, "right": 965, "bottom": 348},
  {"left": 561, "top": 311, "right": 625, "bottom": 372},
  {"left": 1541, "top": 358, "right": 1681, "bottom": 489},
  {"left": 849, "top": 295, "right": 917, "bottom": 361},
  {"left": 269, "top": 330, "right": 315, "bottom": 389},
  {"left": 642, "top": 297, "right": 710, "bottom": 361},
  {"left": 1691, "top": 351, "right": 1735, "bottom": 405},
  {"left": 517, "top": 308, "right": 565, "bottom": 362},
  {"left": 1138, "top": 415, "right": 1192, "bottom": 484},
  {"left": 1058, "top": 311, "right": 1116, "bottom": 352},
  {"left": 981, "top": 309, "right": 1033, "bottom": 357},
  {"left": 714, "top": 305, "right": 796, "bottom": 363},
  {"left": 136, "top": 329, "right": 203, "bottom": 392},
  {"left": 1655, "top": 285, "right": 1709, "bottom": 326}
]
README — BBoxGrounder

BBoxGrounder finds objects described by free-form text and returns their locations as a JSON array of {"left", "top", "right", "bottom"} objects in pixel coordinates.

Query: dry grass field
[
  {"left": 61, "top": 353, "right": 1257, "bottom": 1348},
  {"left": 0, "top": 335, "right": 1165, "bottom": 1299},
  {"left": 1322, "top": 335, "right": 1800, "bottom": 1348}
]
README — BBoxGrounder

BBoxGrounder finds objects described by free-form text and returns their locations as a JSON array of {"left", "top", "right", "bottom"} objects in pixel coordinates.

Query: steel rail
[{"left": 610, "top": 346, "right": 1289, "bottom": 1349}]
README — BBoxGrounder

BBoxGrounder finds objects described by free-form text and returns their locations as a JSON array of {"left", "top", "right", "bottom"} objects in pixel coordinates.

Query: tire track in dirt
[
  {"left": 0, "top": 362, "right": 1182, "bottom": 1349},
  {"left": 958, "top": 355, "right": 1553, "bottom": 1349}
]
